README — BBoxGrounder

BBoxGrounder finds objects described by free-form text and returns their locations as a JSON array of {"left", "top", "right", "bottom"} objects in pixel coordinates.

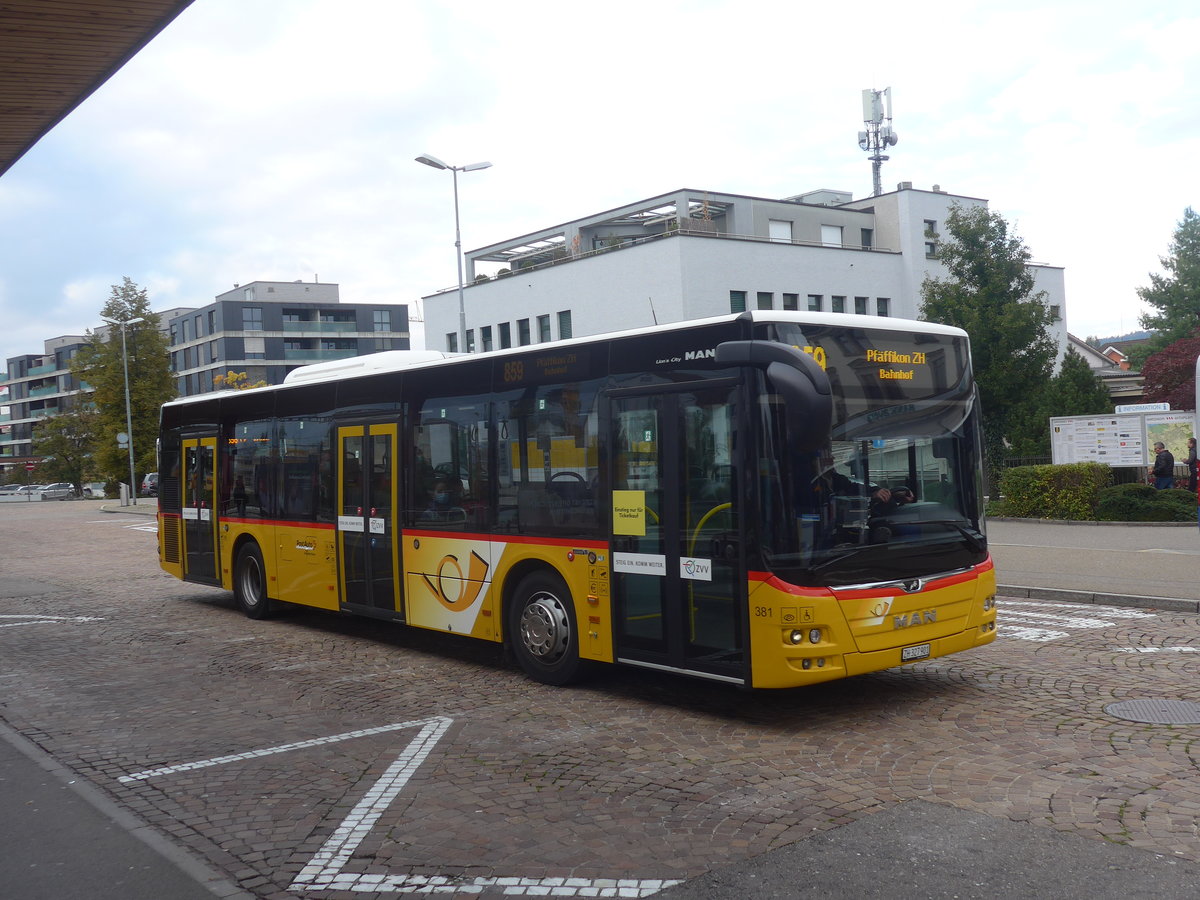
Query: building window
[
  {"left": 209, "top": 341, "right": 219, "bottom": 363},
  {"left": 768, "top": 219, "right": 793, "bottom": 243},
  {"left": 207, "top": 310, "right": 215, "bottom": 334},
  {"left": 195, "top": 315, "right": 203, "bottom": 338},
  {"left": 481, "top": 326, "right": 493, "bottom": 352},
  {"left": 861, "top": 228, "right": 873, "bottom": 250},
  {"left": 518, "top": 318, "right": 531, "bottom": 346},
  {"left": 466, "top": 329, "right": 475, "bottom": 353},
  {"left": 854, "top": 296, "right": 868, "bottom": 315},
  {"left": 820, "top": 225, "right": 843, "bottom": 247},
  {"left": 755, "top": 292, "right": 772, "bottom": 310},
  {"left": 1050, "top": 305, "right": 1061, "bottom": 322},
  {"left": 446, "top": 332, "right": 458, "bottom": 352},
  {"left": 729, "top": 290, "right": 747, "bottom": 313},
  {"left": 244, "top": 336, "right": 265, "bottom": 359},
  {"left": 783, "top": 293, "right": 799, "bottom": 311},
  {"left": 182, "top": 318, "right": 191, "bottom": 342},
  {"left": 499, "top": 322, "right": 512, "bottom": 349},
  {"left": 877, "top": 297, "right": 890, "bottom": 317},
  {"left": 832, "top": 295, "right": 846, "bottom": 313},
  {"left": 244, "top": 286, "right": 256, "bottom": 302},
  {"left": 537, "top": 315, "right": 551, "bottom": 342},
  {"left": 557, "top": 310, "right": 573, "bottom": 340},
  {"left": 807, "top": 294, "right": 822, "bottom": 312},
  {"left": 170, "top": 324, "right": 178, "bottom": 346},
  {"left": 924, "top": 219, "right": 939, "bottom": 257},
  {"left": 243, "top": 307, "right": 263, "bottom": 331},
  {"left": 373, "top": 310, "right": 390, "bottom": 331}
]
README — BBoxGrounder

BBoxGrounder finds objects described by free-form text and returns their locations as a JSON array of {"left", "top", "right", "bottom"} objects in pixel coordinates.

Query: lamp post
[
  {"left": 103, "top": 315, "right": 145, "bottom": 505},
  {"left": 415, "top": 153, "right": 492, "bottom": 353}
]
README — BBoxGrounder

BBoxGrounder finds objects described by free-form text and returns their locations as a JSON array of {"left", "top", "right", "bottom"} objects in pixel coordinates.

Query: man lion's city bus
[{"left": 157, "top": 311, "right": 996, "bottom": 689}]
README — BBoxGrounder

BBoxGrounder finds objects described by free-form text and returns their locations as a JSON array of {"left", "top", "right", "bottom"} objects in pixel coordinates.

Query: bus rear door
[
  {"left": 336, "top": 423, "right": 401, "bottom": 615},
  {"left": 608, "top": 384, "right": 745, "bottom": 683},
  {"left": 181, "top": 435, "right": 220, "bottom": 584}
]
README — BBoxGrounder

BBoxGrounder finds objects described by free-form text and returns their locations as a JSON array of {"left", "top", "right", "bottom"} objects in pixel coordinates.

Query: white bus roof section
[{"left": 282, "top": 350, "right": 459, "bottom": 384}]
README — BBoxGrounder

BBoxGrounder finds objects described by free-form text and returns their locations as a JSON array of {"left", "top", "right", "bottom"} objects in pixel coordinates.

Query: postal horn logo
[{"left": 422, "top": 550, "right": 489, "bottom": 611}]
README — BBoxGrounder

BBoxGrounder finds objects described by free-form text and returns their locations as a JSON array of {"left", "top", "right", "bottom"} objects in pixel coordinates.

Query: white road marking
[
  {"left": 120, "top": 717, "right": 683, "bottom": 897},
  {"left": 0, "top": 614, "right": 105, "bottom": 629},
  {"left": 118, "top": 718, "right": 446, "bottom": 782},
  {"left": 1115, "top": 646, "right": 1200, "bottom": 653},
  {"left": 997, "top": 601, "right": 1158, "bottom": 643}
]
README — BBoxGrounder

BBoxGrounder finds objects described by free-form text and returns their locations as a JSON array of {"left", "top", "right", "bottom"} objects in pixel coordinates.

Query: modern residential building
[
  {"left": 1, "top": 280, "right": 411, "bottom": 472},
  {"left": 166, "top": 280, "right": 411, "bottom": 397},
  {"left": 0, "top": 334, "right": 91, "bottom": 465},
  {"left": 423, "top": 182, "right": 1069, "bottom": 358}
]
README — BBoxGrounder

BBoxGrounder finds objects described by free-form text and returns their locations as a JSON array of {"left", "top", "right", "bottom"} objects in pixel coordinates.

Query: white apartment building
[{"left": 422, "top": 183, "right": 1068, "bottom": 356}]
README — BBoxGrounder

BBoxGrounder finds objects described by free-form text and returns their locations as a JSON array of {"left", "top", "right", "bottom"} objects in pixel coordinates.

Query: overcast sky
[{"left": 1, "top": 0, "right": 1197, "bottom": 366}]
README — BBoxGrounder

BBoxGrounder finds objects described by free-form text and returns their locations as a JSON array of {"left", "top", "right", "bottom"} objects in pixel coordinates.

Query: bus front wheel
[
  {"left": 508, "top": 572, "right": 586, "bottom": 686},
  {"left": 234, "top": 542, "right": 273, "bottom": 620}
]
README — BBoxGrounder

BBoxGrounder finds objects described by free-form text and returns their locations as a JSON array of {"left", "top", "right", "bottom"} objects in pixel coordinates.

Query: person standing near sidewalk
[
  {"left": 1187, "top": 437, "right": 1197, "bottom": 493},
  {"left": 1151, "top": 441, "right": 1175, "bottom": 490}
]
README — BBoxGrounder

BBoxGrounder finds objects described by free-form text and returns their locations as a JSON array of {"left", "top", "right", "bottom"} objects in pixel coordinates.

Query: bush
[
  {"left": 1094, "top": 483, "right": 1197, "bottom": 522},
  {"left": 996, "top": 463, "right": 1112, "bottom": 520}
]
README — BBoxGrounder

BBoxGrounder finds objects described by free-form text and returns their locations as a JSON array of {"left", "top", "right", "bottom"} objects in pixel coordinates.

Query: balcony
[
  {"left": 27, "top": 363, "right": 58, "bottom": 376},
  {"left": 281, "top": 320, "right": 357, "bottom": 333},
  {"left": 282, "top": 349, "right": 358, "bottom": 362},
  {"left": 27, "top": 385, "right": 59, "bottom": 398}
]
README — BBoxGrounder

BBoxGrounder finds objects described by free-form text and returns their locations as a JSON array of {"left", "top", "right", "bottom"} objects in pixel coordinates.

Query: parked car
[
  {"left": 0, "top": 484, "right": 21, "bottom": 495},
  {"left": 39, "top": 482, "right": 75, "bottom": 501},
  {"left": 15, "top": 484, "right": 43, "bottom": 496},
  {"left": 141, "top": 472, "right": 158, "bottom": 497}
]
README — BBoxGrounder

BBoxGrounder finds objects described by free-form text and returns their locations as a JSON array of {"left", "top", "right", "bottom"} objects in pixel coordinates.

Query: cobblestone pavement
[{"left": 4, "top": 501, "right": 1200, "bottom": 898}]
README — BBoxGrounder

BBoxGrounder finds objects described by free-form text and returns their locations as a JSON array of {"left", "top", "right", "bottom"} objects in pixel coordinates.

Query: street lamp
[
  {"left": 103, "top": 315, "right": 145, "bottom": 505},
  {"left": 415, "top": 153, "right": 492, "bottom": 353}
]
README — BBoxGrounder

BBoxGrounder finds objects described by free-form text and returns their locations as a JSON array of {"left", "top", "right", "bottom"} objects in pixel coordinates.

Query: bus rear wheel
[
  {"left": 234, "top": 542, "right": 273, "bottom": 620},
  {"left": 509, "top": 572, "right": 586, "bottom": 685}
]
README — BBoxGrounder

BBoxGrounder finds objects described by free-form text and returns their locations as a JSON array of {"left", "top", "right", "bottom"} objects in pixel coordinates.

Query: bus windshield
[{"left": 755, "top": 321, "right": 987, "bottom": 587}]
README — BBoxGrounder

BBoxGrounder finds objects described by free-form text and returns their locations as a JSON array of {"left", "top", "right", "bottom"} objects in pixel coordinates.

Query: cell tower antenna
[{"left": 857, "top": 87, "right": 898, "bottom": 197}]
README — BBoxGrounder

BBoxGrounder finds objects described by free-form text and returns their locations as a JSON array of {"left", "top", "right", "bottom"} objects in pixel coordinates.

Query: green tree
[
  {"left": 70, "top": 277, "right": 176, "bottom": 489},
  {"left": 919, "top": 204, "right": 1057, "bottom": 476},
  {"left": 1140, "top": 328, "right": 1200, "bottom": 411},
  {"left": 31, "top": 402, "right": 99, "bottom": 493},
  {"left": 1137, "top": 207, "right": 1200, "bottom": 358}
]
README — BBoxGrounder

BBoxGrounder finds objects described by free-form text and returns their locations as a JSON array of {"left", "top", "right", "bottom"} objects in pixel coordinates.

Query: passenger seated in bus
[{"left": 421, "top": 479, "right": 464, "bottom": 522}]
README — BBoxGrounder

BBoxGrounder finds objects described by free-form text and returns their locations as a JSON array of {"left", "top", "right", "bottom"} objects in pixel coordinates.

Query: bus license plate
[{"left": 901, "top": 643, "right": 931, "bottom": 662}]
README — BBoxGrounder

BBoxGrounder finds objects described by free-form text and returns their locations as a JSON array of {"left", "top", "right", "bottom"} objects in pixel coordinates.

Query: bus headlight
[
  {"left": 809, "top": 628, "right": 822, "bottom": 644},
  {"left": 789, "top": 629, "right": 804, "bottom": 644}
]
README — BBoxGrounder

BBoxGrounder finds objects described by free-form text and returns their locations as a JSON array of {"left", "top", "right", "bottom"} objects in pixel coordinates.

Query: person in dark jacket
[{"left": 1151, "top": 442, "right": 1175, "bottom": 490}]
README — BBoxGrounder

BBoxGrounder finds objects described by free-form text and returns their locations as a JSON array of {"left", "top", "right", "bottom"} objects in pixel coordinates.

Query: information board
[{"left": 1050, "top": 412, "right": 1196, "bottom": 467}]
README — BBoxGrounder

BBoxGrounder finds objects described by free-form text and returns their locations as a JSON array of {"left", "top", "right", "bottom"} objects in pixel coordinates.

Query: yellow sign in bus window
[{"left": 612, "top": 490, "right": 646, "bottom": 536}]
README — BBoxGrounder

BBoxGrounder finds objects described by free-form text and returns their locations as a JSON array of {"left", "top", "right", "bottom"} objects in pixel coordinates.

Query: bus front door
[
  {"left": 336, "top": 424, "right": 401, "bottom": 615},
  {"left": 181, "top": 436, "right": 220, "bottom": 584},
  {"left": 609, "top": 386, "right": 745, "bottom": 683}
]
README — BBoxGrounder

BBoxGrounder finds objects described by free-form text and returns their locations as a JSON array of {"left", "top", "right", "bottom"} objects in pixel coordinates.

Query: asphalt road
[
  {"left": 988, "top": 517, "right": 1200, "bottom": 605},
  {"left": 4, "top": 501, "right": 1200, "bottom": 899}
]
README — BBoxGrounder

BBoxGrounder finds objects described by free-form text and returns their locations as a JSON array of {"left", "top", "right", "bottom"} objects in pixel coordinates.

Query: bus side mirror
[{"left": 716, "top": 341, "right": 833, "bottom": 452}]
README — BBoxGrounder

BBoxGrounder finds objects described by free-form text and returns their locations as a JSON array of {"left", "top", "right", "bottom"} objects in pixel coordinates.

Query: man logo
[{"left": 893, "top": 610, "right": 937, "bottom": 629}]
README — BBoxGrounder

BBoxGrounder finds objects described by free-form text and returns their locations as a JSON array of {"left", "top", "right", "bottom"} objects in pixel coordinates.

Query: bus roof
[{"left": 161, "top": 311, "right": 968, "bottom": 409}]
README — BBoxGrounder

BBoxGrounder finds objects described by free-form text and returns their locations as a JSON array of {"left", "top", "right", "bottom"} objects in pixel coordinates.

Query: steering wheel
[{"left": 549, "top": 472, "right": 585, "bottom": 482}]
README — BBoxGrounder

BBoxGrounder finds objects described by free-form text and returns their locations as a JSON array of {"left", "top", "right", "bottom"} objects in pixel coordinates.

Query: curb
[{"left": 997, "top": 584, "right": 1200, "bottom": 613}]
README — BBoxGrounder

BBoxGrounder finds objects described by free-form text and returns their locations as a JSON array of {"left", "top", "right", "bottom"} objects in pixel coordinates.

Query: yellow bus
[{"left": 157, "top": 311, "right": 996, "bottom": 688}]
